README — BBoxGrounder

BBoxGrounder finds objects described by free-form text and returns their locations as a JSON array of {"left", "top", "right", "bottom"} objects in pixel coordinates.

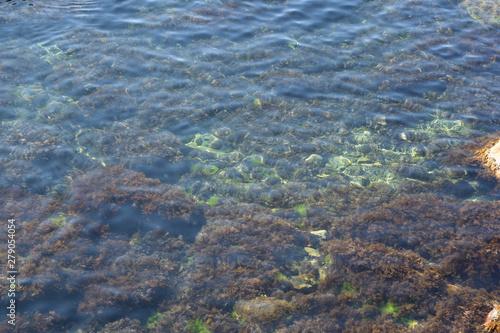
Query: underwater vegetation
[
  {"left": 2, "top": 180, "right": 499, "bottom": 331},
  {"left": 0, "top": 167, "right": 205, "bottom": 332}
]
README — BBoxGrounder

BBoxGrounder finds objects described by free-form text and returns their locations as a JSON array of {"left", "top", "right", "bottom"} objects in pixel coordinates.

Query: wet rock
[
  {"left": 485, "top": 139, "right": 500, "bottom": 178},
  {"left": 484, "top": 304, "right": 500, "bottom": 333},
  {"left": 444, "top": 166, "right": 469, "bottom": 178},
  {"left": 288, "top": 276, "right": 317, "bottom": 294},
  {"left": 264, "top": 177, "right": 281, "bottom": 186},
  {"left": 356, "top": 144, "right": 373, "bottom": 154},
  {"left": 398, "top": 166, "right": 432, "bottom": 182},
  {"left": 351, "top": 176, "right": 371, "bottom": 187},
  {"left": 327, "top": 156, "right": 352, "bottom": 171},
  {"left": 398, "top": 130, "right": 417, "bottom": 142},
  {"left": 305, "top": 154, "right": 323, "bottom": 165}
]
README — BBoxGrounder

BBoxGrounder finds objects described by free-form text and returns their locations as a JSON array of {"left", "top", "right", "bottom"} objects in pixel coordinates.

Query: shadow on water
[{"left": 102, "top": 204, "right": 206, "bottom": 241}]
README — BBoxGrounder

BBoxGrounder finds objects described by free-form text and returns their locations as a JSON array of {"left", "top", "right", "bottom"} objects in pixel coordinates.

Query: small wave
[{"left": 14, "top": 0, "right": 100, "bottom": 16}]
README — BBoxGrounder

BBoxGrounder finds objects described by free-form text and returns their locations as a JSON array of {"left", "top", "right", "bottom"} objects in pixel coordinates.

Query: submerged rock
[
  {"left": 234, "top": 297, "right": 295, "bottom": 323},
  {"left": 310, "top": 229, "right": 327, "bottom": 239},
  {"left": 304, "top": 246, "right": 321, "bottom": 257}
]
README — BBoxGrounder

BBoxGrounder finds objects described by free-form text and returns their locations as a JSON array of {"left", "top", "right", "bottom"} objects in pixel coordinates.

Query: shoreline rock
[{"left": 479, "top": 138, "right": 500, "bottom": 179}]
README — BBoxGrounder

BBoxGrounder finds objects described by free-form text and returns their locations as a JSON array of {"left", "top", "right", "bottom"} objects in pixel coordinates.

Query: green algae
[
  {"left": 37, "top": 42, "right": 70, "bottom": 65},
  {"left": 294, "top": 204, "right": 307, "bottom": 217},
  {"left": 129, "top": 234, "right": 140, "bottom": 246},
  {"left": 341, "top": 282, "right": 358, "bottom": 297},
  {"left": 204, "top": 165, "right": 219, "bottom": 175},
  {"left": 380, "top": 301, "right": 399, "bottom": 316},
  {"left": 251, "top": 155, "right": 264, "bottom": 165},
  {"left": 253, "top": 98, "right": 262, "bottom": 109},
  {"left": 401, "top": 318, "right": 419, "bottom": 329},
  {"left": 207, "top": 196, "right": 219, "bottom": 207},
  {"left": 49, "top": 212, "right": 67, "bottom": 228},
  {"left": 188, "top": 319, "right": 211, "bottom": 333},
  {"left": 147, "top": 312, "right": 165, "bottom": 330},
  {"left": 230, "top": 311, "right": 238, "bottom": 320}
]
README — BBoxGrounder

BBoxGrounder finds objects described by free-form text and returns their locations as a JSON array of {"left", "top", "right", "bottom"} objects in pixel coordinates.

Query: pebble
[
  {"left": 310, "top": 230, "right": 327, "bottom": 239},
  {"left": 357, "top": 156, "right": 372, "bottom": 164},
  {"left": 304, "top": 247, "right": 321, "bottom": 257}
]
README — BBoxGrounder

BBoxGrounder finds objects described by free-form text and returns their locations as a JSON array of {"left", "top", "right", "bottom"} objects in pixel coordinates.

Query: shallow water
[{"left": 1, "top": 0, "right": 499, "bottom": 332}]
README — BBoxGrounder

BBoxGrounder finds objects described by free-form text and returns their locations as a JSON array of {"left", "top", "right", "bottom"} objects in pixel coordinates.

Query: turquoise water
[{"left": 1, "top": 0, "right": 499, "bottom": 331}]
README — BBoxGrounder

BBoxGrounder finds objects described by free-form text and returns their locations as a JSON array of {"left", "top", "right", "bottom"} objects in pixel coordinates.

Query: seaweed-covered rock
[{"left": 234, "top": 297, "right": 296, "bottom": 323}]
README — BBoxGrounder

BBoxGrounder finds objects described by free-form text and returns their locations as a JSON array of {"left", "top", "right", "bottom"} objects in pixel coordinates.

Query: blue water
[{"left": 1, "top": 0, "right": 499, "bottom": 331}]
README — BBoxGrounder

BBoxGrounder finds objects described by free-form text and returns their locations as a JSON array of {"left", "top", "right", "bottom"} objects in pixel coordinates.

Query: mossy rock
[
  {"left": 460, "top": 0, "right": 500, "bottom": 26},
  {"left": 234, "top": 297, "right": 296, "bottom": 323}
]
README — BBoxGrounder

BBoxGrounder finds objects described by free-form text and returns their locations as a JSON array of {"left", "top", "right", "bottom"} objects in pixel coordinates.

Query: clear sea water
[{"left": 1, "top": 0, "right": 499, "bottom": 332}]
